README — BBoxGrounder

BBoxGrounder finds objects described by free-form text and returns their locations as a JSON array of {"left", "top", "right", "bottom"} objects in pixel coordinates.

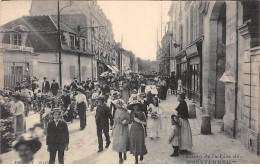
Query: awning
[
  {"left": 106, "top": 64, "right": 116, "bottom": 73},
  {"left": 111, "top": 65, "right": 119, "bottom": 72}
]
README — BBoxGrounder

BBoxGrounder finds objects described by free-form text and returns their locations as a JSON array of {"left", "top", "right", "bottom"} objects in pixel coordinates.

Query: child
[
  {"left": 148, "top": 97, "right": 164, "bottom": 139},
  {"left": 175, "top": 93, "right": 193, "bottom": 152},
  {"left": 169, "top": 114, "right": 181, "bottom": 157}
]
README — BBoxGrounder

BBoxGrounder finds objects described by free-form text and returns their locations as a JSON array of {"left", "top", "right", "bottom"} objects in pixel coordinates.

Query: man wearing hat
[
  {"left": 95, "top": 96, "right": 113, "bottom": 152},
  {"left": 47, "top": 108, "right": 69, "bottom": 164},
  {"left": 42, "top": 77, "right": 50, "bottom": 94},
  {"left": 51, "top": 80, "right": 59, "bottom": 96}
]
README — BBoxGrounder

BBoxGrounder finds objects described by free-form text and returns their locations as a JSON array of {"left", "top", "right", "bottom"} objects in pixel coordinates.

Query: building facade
[
  {"left": 29, "top": 0, "right": 122, "bottom": 79},
  {"left": 0, "top": 16, "right": 94, "bottom": 88},
  {"left": 167, "top": 1, "right": 260, "bottom": 155}
]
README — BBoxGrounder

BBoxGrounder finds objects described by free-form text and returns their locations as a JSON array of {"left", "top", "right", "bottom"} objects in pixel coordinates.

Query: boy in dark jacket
[{"left": 47, "top": 108, "right": 69, "bottom": 164}]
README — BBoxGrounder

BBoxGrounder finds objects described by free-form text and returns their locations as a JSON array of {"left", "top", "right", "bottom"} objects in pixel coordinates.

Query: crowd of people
[{"left": 0, "top": 70, "right": 192, "bottom": 164}]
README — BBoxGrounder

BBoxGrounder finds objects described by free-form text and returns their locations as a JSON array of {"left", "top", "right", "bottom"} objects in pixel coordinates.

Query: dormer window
[
  {"left": 81, "top": 38, "right": 86, "bottom": 51},
  {"left": 12, "top": 34, "right": 22, "bottom": 46},
  {"left": 70, "top": 35, "right": 75, "bottom": 49}
]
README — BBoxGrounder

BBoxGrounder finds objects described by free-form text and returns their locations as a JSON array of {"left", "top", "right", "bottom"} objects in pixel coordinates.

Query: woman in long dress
[
  {"left": 112, "top": 99, "right": 132, "bottom": 164},
  {"left": 128, "top": 100, "right": 147, "bottom": 164},
  {"left": 175, "top": 93, "right": 193, "bottom": 152},
  {"left": 147, "top": 97, "right": 164, "bottom": 139},
  {"left": 10, "top": 93, "right": 26, "bottom": 137}
]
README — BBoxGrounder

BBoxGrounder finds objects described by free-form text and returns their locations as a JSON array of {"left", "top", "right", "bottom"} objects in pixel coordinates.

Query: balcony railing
[{"left": 0, "top": 43, "right": 34, "bottom": 53}]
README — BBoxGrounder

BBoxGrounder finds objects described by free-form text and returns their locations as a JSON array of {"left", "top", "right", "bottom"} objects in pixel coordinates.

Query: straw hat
[
  {"left": 114, "top": 99, "right": 127, "bottom": 111},
  {"left": 127, "top": 100, "right": 141, "bottom": 110},
  {"left": 12, "top": 133, "right": 42, "bottom": 153},
  {"left": 52, "top": 108, "right": 62, "bottom": 114}
]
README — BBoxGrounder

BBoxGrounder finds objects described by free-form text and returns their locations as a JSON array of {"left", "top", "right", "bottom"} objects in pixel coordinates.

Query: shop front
[{"left": 186, "top": 39, "right": 203, "bottom": 106}]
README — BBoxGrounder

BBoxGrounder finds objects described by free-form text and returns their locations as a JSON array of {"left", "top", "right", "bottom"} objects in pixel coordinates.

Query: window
[
  {"left": 12, "top": 34, "right": 22, "bottom": 46},
  {"left": 186, "top": 17, "right": 189, "bottom": 46},
  {"left": 193, "top": 7, "right": 199, "bottom": 41},
  {"left": 70, "top": 65, "right": 75, "bottom": 79},
  {"left": 82, "top": 66, "right": 87, "bottom": 81},
  {"left": 179, "top": 25, "right": 183, "bottom": 50},
  {"left": 81, "top": 38, "right": 86, "bottom": 51},
  {"left": 70, "top": 35, "right": 75, "bottom": 49},
  {"left": 11, "top": 66, "right": 23, "bottom": 75},
  {"left": 190, "top": 7, "right": 193, "bottom": 42}
]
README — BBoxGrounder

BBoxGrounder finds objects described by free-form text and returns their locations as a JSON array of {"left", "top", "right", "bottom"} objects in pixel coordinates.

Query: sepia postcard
[{"left": 0, "top": 0, "right": 259, "bottom": 165}]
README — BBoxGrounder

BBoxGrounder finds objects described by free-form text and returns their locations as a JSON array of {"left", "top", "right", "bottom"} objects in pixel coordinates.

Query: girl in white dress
[{"left": 147, "top": 97, "right": 164, "bottom": 139}]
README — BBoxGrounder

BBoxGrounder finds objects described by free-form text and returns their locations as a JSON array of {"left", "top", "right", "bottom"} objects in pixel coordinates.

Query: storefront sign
[
  {"left": 186, "top": 44, "right": 198, "bottom": 58},
  {"left": 0, "top": 43, "right": 34, "bottom": 53}
]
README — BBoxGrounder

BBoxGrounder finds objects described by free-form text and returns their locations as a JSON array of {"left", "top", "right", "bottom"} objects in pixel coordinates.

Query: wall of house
[
  {"left": 36, "top": 51, "right": 79, "bottom": 87},
  {"left": 81, "top": 56, "right": 93, "bottom": 81}
]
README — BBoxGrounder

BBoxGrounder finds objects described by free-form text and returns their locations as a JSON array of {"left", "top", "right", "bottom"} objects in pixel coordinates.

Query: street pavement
[{"left": 0, "top": 94, "right": 259, "bottom": 164}]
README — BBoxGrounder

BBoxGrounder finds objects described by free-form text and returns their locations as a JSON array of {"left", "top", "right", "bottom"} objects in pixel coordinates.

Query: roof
[
  {"left": 49, "top": 15, "right": 77, "bottom": 34},
  {"left": 0, "top": 15, "right": 81, "bottom": 52}
]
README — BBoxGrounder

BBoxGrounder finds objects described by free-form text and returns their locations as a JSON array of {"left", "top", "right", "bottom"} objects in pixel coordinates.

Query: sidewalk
[{"left": 143, "top": 94, "right": 259, "bottom": 164}]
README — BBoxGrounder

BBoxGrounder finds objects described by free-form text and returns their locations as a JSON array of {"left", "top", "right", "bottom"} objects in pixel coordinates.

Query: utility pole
[
  {"left": 58, "top": 0, "right": 62, "bottom": 87},
  {"left": 77, "top": 25, "right": 81, "bottom": 82}
]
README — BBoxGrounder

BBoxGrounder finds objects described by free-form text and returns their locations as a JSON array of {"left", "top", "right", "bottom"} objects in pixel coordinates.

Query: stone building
[
  {"left": 0, "top": 16, "right": 94, "bottom": 88},
  {"left": 167, "top": 1, "right": 260, "bottom": 154},
  {"left": 30, "top": 0, "right": 118, "bottom": 79}
]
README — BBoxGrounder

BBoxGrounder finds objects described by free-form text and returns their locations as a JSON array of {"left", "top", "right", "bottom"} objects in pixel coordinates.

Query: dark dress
[{"left": 129, "top": 111, "right": 147, "bottom": 156}]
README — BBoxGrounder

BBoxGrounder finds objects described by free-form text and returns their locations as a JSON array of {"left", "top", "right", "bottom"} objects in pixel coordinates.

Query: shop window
[{"left": 12, "top": 34, "right": 22, "bottom": 46}]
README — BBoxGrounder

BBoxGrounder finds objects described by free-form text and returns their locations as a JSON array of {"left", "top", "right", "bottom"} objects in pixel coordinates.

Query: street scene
[{"left": 0, "top": 0, "right": 260, "bottom": 164}]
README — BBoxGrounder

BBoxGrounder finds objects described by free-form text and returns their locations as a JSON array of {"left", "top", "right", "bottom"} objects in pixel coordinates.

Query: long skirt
[
  {"left": 179, "top": 118, "right": 193, "bottom": 150},
  {"left": 149, "top": 117, "right": 162, "bottom": 138},
  {"left": 112, "top": 124, "right": 129, "bottom": 153},
  {"left": 14, "top": 114, "right": 26, "bottom": 136},
  {"left": 129, "top": 123, "right": 147, "bottom": 156}
]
